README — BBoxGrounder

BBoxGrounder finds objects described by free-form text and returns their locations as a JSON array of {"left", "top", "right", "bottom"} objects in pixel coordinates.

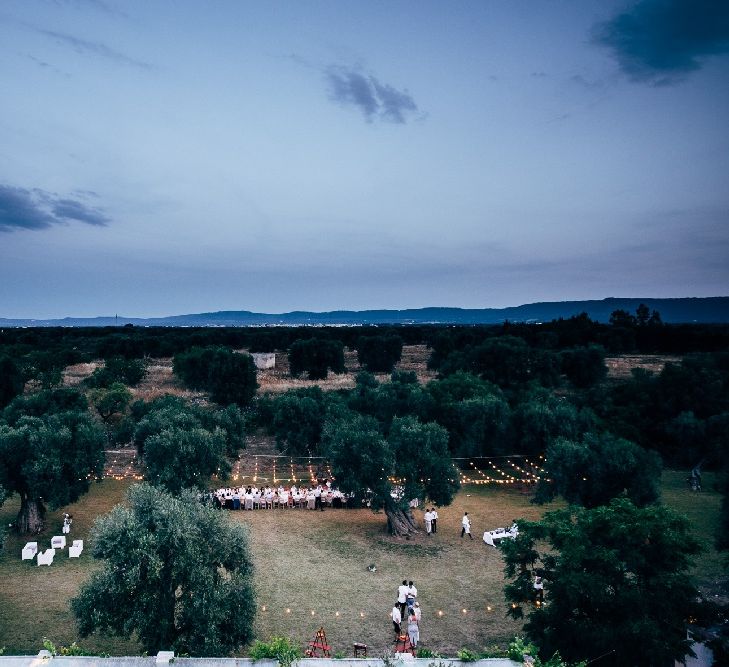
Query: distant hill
[{"left": 1, "top": 297, "right": 728, "bottom": 327}]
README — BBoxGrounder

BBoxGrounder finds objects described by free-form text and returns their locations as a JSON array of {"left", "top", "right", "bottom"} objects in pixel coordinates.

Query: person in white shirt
[
  {"left": 424, "top": 509, "right": 432, "bottom": 536},
  {"left": 414, "top": 601, "right": 421, "bottom": 622},
  {"left": 431, "top": 507, "right": 438, "bottom": 534},
  {"left": 461, "top": 512, "right": 473, "bottom": 539},
  {"left": 406, "top": 581, "right": 417, "bottom": 612},
  {"left": 397, "top": 580, "right": 409, "bottom": 618},
  {"left": 391, "top": 603, "right": 402, "bottom": 635}
]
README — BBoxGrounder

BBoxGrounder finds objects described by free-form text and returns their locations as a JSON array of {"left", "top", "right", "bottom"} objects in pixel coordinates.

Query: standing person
[
  {"left": 461, "top": 512, "right": 473, "bottom": 539},
  {"left": 431, "top": 507, "right": 438, "bottom": 534},
  {"left": 414, "top": 601, "right": 421, "bottom": 623},
  {"left": 398, "top": 580, "right": 409, "bottom": 619},
  {"left": 533, "top": 573, "right": 544, "bottom": 603},
  {"left": 407, "top": 611, "right": 419, "bottom": 649},
  {"left": 391, "top": 603, "right": 402, "bottom": 635},
  {"left": 407, "top": 580, "right": 417, "bottom": 612},
  {"left": 314, "top": 484, "right": 323, "bottom": 511},
  {"left": 424, "top": 508, "right": 432, "bottom": 536}
]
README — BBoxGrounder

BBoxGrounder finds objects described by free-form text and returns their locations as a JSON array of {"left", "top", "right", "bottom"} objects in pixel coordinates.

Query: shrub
[
  {"left": 249, "top": 636, "right": 302, "bottom": 667},
  {"left": 508, "top": 636, "right": 538, "bottom": 661},
  {"left": 456, "top": 648, "right": 478, "bottom": 662}
]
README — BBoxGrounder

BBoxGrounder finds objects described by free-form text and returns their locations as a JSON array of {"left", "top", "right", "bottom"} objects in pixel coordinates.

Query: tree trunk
[
  {"left": 17, "top": 494, "right": 45, "bottom": 534},
  {"left": 385, "top": 502, "right": 418, "bottom": 537}
]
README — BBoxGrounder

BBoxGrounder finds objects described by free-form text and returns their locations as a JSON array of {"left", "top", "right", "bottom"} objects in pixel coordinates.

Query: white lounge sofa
[
  {"left": 69, "top": 539, "right": 84, "bottom": 558},
  {"left": 37, "top": 548, "right": 56, "bottom": 566},
  {"left": 22, "top": 542, "right": 38, "bottom": 561},
  {"left": 51, "top": 535, "right": 66, "bottom": 549}
]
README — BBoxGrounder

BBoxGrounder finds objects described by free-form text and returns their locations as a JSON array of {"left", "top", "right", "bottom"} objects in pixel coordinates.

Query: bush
[
  {"left": 357, "top": 335, "right": 403, "bottom": 373},
  {"left": 86, "top": 356, "right": 147, "bottom": 388},
  {"left": 456, "top": 648, "right": 478, "bottom": 662},
  {"left": 249, "top": 636, "right": 302, "bottom": 667},
  {"left": 288, "top": 338, "right": 345, "bottom": 380},
  {"left": 416, "top": 648, "right": 439, "bottom": 658},
  {"left": 174, "top": 346, "right": 258, "bottom": 407},
  {"left": 508, "top": 636, "right": 538, "bottom": 661}
]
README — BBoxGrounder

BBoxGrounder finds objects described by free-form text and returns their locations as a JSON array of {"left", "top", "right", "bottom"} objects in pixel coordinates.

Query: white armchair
[
  {"left": 22, "top": 542, "right": 38, "bottom": 561},
  {"left": 69, "top": 540, "right": 84, "bottom": 558},
  {"left": 37, "top": 548, "right": 55, "bottom": 566},
  {"left": 51, "top": 535, "right": 66, "bottom": 549}
]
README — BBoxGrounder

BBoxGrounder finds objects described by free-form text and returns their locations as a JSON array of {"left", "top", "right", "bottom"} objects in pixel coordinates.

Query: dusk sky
[{"left": 1, "top": 0, "right": 728, "bottom": 318}]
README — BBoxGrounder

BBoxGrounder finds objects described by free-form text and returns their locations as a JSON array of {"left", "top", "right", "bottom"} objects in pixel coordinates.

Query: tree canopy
[
  {"left": 323, "top": 414, "right": 459, "bottom": 535},
  {"left": 502, "top": 498, "right": 700, "bottom": 667},
  {"left": 288, "top": 338, "right": 345, "bottom": 380},
  {"left": 356, "top": 334, "right": 403, "bottom": 373},
  {"left": 173, "top": 346, "right": 258, "bottom": 407},
  {"left": 535, "top": 431, "right": 662, "bottom": 508},
  {"left": 0, "top": 408, "right": 106, "bottom": 533},
  {"left": 72, "top": 484, "right": 255, "bottom": 655}
]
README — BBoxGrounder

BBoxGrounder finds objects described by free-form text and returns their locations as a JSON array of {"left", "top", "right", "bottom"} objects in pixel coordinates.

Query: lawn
[{"left": 0, "top": 472, "right": 724, "bottom": 657}]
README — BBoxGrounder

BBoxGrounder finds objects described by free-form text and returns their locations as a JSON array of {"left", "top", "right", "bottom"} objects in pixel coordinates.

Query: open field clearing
[{"left": 0, "top": 472, "right": 721, "bottom": 656}]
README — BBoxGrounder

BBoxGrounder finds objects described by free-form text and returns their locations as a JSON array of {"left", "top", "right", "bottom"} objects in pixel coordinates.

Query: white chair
[
  {"left": 22, "top": 542, "right": 38, "bottom": 561},
  {"left": 51, "top": 535, "right": 66, "bottom": 549},
  {"left": 37, "top": 548, "right": 55, "bottom": 566},
  {"left": 69, "top": 540, "right": 84, "bottom": 558}
]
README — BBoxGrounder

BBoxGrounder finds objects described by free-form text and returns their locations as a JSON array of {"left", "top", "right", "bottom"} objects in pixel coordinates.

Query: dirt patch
[
  {"left": 605, "top": 354, "right": 681, "bottom": 379},
  {"left": 63, "top": 361, "right": 101, "bottom": 386}
]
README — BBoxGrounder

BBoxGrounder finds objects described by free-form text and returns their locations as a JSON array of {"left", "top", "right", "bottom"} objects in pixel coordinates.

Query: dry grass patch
[
  {"left": 63, "top": 362, "right": 101, "bottom": 387},
  {"left": 604, "top": 354, "right": 680, "bottom": 379},
  {"left": 256, "top": 345, "right": 436, "bottom": 394},
  {"left": 131, "top": 358, "right": 208, "bottom": 403}
]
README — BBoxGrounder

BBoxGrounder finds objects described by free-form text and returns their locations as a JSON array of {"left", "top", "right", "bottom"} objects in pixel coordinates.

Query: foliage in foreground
[
  {"left": 72, "top": 484, "right": 255, "bottom": 655},
  {"left": 502, "top": 498, "right": 700, "bottom": 667},
  {"left": 249, "top": 636, "right": 302, "bottom": 667}
]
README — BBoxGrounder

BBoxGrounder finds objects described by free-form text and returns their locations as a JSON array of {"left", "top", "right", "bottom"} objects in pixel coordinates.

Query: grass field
[{"left": 0, "top": 471, "right": 724, "bottom": 657}]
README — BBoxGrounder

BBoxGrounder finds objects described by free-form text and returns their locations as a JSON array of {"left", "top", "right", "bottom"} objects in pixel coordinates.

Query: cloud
[
  {"left": 37, "top": 27, "right": 152, "bottom": 69},
  {"left": 0, "top": 184, "right": 111, "bottom": 232},
  {"left": 594, "top": 0, "right": 729, "bottom": 85},
  {"left": 325, "top": 66, "right": 420, "bottom": 123}
]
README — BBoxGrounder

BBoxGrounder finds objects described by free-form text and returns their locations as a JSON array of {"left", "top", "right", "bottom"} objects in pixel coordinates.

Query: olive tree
[{"left": 72, "top": 484, "right": 255, "bottom": 655}]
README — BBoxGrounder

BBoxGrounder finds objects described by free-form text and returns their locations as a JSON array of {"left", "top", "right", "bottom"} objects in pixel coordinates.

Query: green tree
[
  {"left": 72, "top": 484, "right": 255, "bottom": 655},
  {"left": 512, "top": 389, "right": 595, "bottom": 456},
  {"left": 288, "top": 338, "right": 345, "bottom": 380},
  {"left": 271, "top": 387, "right": 328, "bottom": 456},
  {"left": 89, "top": 382, "right": 132, "bottom": 423},
  {"left": 143, "top": 427, "right": 231, "bottom": 494},
  {"left": 86, "top": 356, "right": 147, "bottom": 388},
  {"left": 0, "top": 355, "right": 24, "bottom": 408},
  {"left": 534, "top": 432, "right": 662, "bottom": 508},
  {"left": 0, "top": 411, "right": 106, "bottom": 533},
  {"left": 133, "top": 396, "right": 247, "bottom": 458},
  {"left": 356, "top": 334, "right": 403, "bottom": 373},
  {"left": 323, "top": 414, "right": 459, "bottom": 535},
  {"left": 173, "top": 346, "right": 258, "bottom": 407},
  {"left": 23, "top": 350, "right": 65, "bottom": 389},
  {"left": 502, "top": 498, "right": 700, "bottom": 667},
  {"left": 559, "top": 345, "right": 607, "bottom": 388}
]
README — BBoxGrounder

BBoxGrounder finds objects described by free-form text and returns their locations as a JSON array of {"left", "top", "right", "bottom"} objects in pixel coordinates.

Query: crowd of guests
[
  {"left": 392, "top": 580, "right": 421, "bottom": 649},
  {"left": 208, "top": 480, "right": 352, "bottom": 510}
]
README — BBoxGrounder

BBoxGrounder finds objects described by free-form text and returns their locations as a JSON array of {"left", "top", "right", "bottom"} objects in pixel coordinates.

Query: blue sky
[{"left": 1, "top": 0, "right": 728, "bottom": 318}]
